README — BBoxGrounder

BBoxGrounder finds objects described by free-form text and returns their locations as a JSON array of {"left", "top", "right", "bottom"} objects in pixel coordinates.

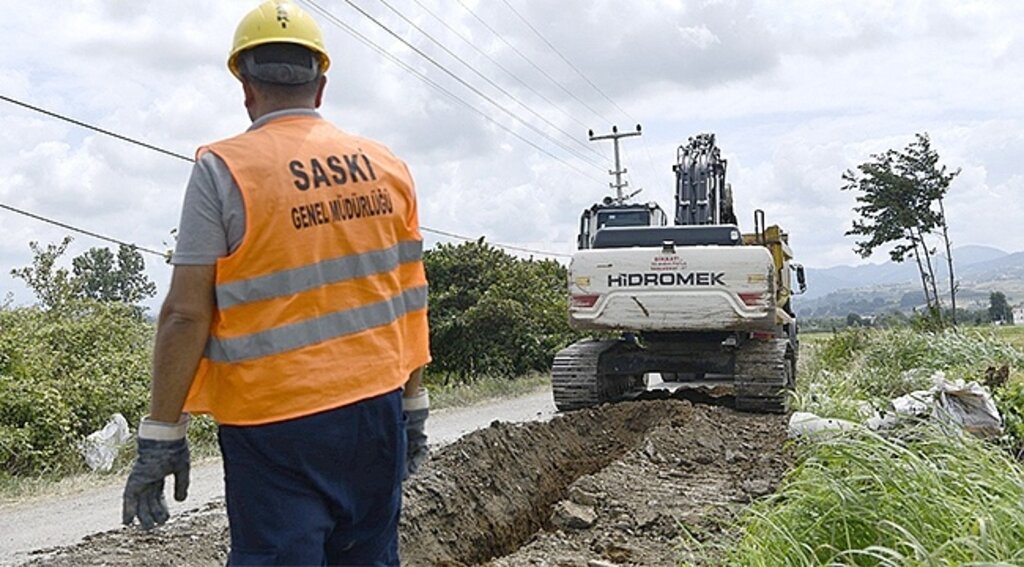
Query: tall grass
[
  {"left": 725, "top": 426, "right": 1024, "bottom": 565},
  {"left": 684, "top": 328, "right": 1024, "bottom": 565},
  {"left": 796, "top": 327, "right": 1024, "bottom": 421}
]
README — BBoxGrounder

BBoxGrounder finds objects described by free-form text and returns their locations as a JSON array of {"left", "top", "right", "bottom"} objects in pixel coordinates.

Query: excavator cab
[{"left": 578, "top": 199, "right": 667, "bottom": 250}]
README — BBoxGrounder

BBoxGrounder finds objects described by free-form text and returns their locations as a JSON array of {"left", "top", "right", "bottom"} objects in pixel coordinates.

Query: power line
[
  {"left": 374, "top": 0, "right": 603, "bottom": 162},
  {"left": 0, "top": 94, "right": 194, "bottom": 163},
  {"left": 491, "top": 2, "right": 670, "bottom": 196},
  {"left": 1, "top": 96, "right": 572, "bottom": 260},
  {"left": 298, "top": 1, "right": 604, "bottom": 184},
  {"left": 314, "top": 0, "right": 603, "bottom": 170},
  {"left": 0, "top": 197, "right": 569, "bottom": 262},
  {"left": 0, "top": 202, "right": 169, "bottom": 259},
  {"left": 409, "top": 0, "right": 591, "bottom": 132},
  {"left": 498, "top": 0, "right": 634, "bottom": 121},
  {"left": 454, "top": 0, "right": 610, "bottom": 125},
  {"left": 421, "top": 226, "right": 568, "bottom": 258}
]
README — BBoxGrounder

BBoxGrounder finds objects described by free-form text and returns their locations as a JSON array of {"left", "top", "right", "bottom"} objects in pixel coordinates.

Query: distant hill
[
  {"left": 796, "top": 245, "right": 1024, "bottom": 318},
  {"left": 803, "top": 245, "right": 1009, "bottom": 300}
]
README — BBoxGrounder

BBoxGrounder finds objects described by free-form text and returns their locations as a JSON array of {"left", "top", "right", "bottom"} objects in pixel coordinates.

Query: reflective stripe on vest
[
  {"left": 206, "top": 284, "right": 427, "bottom": 362},
  {"left": 182, "top": 114, "right": 431, "bottom": 426},
  {"left": 215, "top": 239, "right": 423, "bottom": 309}
]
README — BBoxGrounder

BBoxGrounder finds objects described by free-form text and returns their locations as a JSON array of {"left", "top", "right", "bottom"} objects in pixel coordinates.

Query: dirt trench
[{"left": 26, "top": 400, "right": 791, "bottom": 566}]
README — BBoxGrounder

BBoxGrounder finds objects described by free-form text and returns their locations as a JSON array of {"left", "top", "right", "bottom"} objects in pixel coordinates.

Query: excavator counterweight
[{"left": 552, "top": 131, "right": 805, "bottom": 413}]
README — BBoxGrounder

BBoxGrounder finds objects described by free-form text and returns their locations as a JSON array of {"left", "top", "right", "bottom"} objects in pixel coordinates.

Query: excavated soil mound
[{"left": 27, "top": 400, "right": 790, "bottom": 566}]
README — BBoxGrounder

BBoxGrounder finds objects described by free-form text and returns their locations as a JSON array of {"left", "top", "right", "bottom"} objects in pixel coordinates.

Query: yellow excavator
[{"left": 552, "top": 132, "right": 806, "bottom": 413}]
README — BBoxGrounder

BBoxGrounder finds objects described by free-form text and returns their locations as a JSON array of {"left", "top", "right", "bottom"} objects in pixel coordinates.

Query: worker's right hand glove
[
  {"left": 122, "top": 415, "right": 191, "bottom": 530},
  {"left": 403, "top": 389, "right": 429, "bottom": 479}
]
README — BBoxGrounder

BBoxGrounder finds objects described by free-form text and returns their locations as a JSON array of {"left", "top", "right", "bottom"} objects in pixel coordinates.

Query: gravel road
[{"left": 0, "top": 388, "right": 557, "bottom": 566}]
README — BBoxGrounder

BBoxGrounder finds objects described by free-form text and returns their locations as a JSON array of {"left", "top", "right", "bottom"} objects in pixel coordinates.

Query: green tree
[
  {"left": 902, "top": 134, "right": 961, "bottom": 324},
  {"left": 843, "top": 133, "right": 960, "bottom": 327},
  {"left": 989, "top": 291, "right": 1012, "bottom": 324},
  {"left": 11, "top": 238, "right": 156, "bottom": 312},
  {"left": 73, "top": 245, "right": 157, "bottom": 305},
  {"left": 10, "top": 237, "right": 79, "bottom": 311},
  {"left": 423, "top": 239, "right": 577, "bottom": 384}
]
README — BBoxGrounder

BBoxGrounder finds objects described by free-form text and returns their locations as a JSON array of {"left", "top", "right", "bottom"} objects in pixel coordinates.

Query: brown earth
[{"left": 26, "top": 400, "right": 791, "bottom": 566}]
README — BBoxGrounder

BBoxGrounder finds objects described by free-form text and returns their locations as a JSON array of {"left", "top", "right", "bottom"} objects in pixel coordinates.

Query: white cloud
[
  {"left": 677, "top": 24, "right": 720, "bottom": 50},
  {"left": 2, "top": 0, "right": 1024, "bottom": 311}
]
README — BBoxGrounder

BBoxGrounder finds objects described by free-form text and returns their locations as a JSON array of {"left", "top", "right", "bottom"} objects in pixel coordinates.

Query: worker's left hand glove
[
  {"left": 403, "top": 390, "right": 429, "bottom": 479},
  {"left": 122, "top": 415, "right": 191, "bottom": 530}
]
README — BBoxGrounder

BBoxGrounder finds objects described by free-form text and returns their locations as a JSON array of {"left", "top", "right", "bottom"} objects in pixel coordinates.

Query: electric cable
[
  {"left": 498, "top": 0, "right": 634, "bottom": 121},
  {"left": 297, "top": 1, "right": 605, "bottom": 184},
  {"left": 494, "top": 2, "right": 670, "bottom": 196},
  {"left": 0, "top": 202, "right": 169, "bottom": 259},
  {"left": 307, "top": 0, "right": 604, "bottom": 170},
  {"left": 374, "top": 0, "right": 603, "bottom": 162},
  {"left": 409, "top": 0, "right": 591, "bottom": 132},
  {"left": 0, "top": 199, "right": 570, "bottom": 262},
  {"left": 421, "top": 226, "right": 569, "bottom": 258},
  {"left": 454, "top": 0, "right": 608, "bottom": 124},
  {"left": 0, "top": 94, "right": 194, "bottom": 164},
  {"left": 486, "top": 2, "right": 671, "bottom": 196},
  {"left": 1, "top": 97, "right": 571, "bottom": 260}
]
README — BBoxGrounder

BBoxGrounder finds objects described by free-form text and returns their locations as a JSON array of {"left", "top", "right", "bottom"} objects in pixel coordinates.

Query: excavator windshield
[{"left": 596, "top": 209, "right": 651, "bottom": 228}]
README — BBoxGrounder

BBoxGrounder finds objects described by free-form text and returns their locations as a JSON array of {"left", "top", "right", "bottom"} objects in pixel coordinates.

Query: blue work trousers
[{"left": 218, "top": 389, "right": 405, "bottom": 566}]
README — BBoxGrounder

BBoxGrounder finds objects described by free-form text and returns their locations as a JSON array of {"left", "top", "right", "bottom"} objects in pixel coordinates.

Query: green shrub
[
  {"left": 0, "top": 301, "right": 153, "bottom": 476},
  {"left": 1, "top": 239, "right": 578, "bottom": 479}
]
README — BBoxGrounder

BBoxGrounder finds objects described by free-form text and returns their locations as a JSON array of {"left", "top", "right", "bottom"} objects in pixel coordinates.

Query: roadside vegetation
[
  {"left": 0, "top": 238, "right": 573, "bottom": 493},
  {"left": 422, "top": 239, "right": 580, "bottom": 386},
  {"left": 430, "top": 372, "right": 550, "bottom": 410},
  {"left": 687, "top": 327, "right": 1024, "bottom": 565}
]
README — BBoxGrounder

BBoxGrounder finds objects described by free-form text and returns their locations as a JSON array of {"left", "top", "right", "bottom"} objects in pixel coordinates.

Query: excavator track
[
  {"left": 733, "top": 338, "right": 793, "bottom": 414},
  {"left": 552, "top": 340, "right": 643, "bottom": 411}
]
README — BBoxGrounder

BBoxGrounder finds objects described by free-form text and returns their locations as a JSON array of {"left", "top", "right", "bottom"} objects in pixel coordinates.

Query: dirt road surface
[
  {"left": 12, "top": 392, "right": 791, "bottom": 566},
  {"left": 1, "top": 389, "right": 557, "bottom": 566}
]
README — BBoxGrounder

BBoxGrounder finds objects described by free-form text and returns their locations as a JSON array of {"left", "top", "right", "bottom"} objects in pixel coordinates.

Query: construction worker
[{"left": 121, "top": 1, "right": 431, "bottom": 564}]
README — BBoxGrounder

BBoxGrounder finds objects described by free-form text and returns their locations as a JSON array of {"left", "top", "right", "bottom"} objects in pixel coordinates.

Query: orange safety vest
[{"left": 182, "top": 114, "right": 431, "bottom": 426}]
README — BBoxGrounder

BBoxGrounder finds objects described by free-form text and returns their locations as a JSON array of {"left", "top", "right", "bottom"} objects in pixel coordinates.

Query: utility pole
[{"left": 589, "top": 124, "right": 642, "bottom": 203}]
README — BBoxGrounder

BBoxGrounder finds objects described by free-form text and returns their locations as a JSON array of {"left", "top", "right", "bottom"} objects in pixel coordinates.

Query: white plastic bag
[
  {"left": 79, "top": 413, "right": 131, "bottom": 471},
  {"left": 933, "top": 379, "right": 1003, "bottom": 438},
  {"left": 890, "top": 389, "right": 933, "bottom": 417},
  {"left": 788, "top": 411, "right": 858, "bottom": 438}
]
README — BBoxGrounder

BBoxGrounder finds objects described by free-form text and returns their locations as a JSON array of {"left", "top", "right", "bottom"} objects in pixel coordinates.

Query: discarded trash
[
  {"left": 788, "top": 411, "right": 858, "bottom": 438},
  {"left": 864, "top": 412, "right": 900, "bottom": 431},
  {"left": 796, "top": 371, "right": 1004, "bottom": 439},
  {"left": 933, "top": 377, "right": 1003, "bottom": 438},
  {"left": 889, "top": 389, "right": 932, "bottom": 418},
  {"left": 79, "top": 413, "right": 130, "bottom": 472}
]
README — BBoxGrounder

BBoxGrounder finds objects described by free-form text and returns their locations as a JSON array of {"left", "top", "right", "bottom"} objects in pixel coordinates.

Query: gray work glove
[
  {"left": 122, "top": 415, "right": 191, "bottom": 530},
  {"left": 403, "top": 390, "right": 429, "bottom": 479}
]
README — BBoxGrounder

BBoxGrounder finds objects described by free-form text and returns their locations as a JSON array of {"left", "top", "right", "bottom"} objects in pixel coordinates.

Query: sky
[{"left": 1, "top": 0, "right": 1023, "bottom": 310}]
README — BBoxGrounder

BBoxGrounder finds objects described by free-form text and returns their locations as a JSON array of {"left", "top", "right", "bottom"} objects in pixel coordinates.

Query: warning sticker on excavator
[{"left": 651, "top": 255, "right": 686, "bottom": 271}]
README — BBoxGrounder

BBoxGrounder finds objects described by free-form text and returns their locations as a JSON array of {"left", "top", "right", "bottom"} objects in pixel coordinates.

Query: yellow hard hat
[{"left": 228, "top": 1, "right": 330, "bottom": 80}]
